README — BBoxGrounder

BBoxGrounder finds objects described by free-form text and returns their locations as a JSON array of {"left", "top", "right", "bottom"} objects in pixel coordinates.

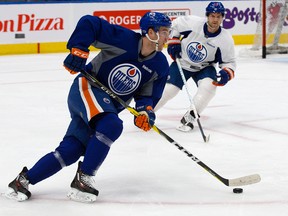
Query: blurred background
[{"left": 1, "top": 0, "right": 287, "bottom": 56}]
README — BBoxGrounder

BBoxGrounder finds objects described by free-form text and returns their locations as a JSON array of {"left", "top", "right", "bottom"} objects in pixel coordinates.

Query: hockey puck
[{"left": 233, "top": 188, "right": 243, "bottom": 194}]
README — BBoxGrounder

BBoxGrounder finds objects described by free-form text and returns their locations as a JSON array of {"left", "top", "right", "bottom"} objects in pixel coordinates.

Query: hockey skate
[
  {"left": 176, "top": 110, "right": 197, "bottom": 132},
  {"left": 67, "top": 161, "right": 99, "bottom": 203},
  {"left": 5, "top": 167, "right": 31, "bottom": 201}
]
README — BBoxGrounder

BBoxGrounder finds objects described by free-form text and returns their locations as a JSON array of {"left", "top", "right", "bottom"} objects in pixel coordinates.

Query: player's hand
[
  {"left": 63, "top": 48, "right": 89, "bottom": 74},
  {"left": 167, "top": 37, "right": 181, "bottom": 61},
  {"left": 134, "top": 105, "right": 155, "bottom": 132},
  {"left": 212, "top": 68, "right": 234, "bottom": 86}
]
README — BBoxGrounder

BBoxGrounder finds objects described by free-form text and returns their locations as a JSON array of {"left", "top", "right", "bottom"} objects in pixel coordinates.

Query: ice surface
[{"left": 0, "top": 46, "right": 288, "bottom": 216}]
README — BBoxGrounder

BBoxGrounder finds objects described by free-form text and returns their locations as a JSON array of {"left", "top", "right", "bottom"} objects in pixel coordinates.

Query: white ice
[{"left": 0, "top": 46, "right": 288, "bottom": 216}]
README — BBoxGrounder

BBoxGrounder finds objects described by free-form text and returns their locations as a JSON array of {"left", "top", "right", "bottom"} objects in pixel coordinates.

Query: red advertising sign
[{"left": 93, "top": 10, "right": 150, "bottom": 29}]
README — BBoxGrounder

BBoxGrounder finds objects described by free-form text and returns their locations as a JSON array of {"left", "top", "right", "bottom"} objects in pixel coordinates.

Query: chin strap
[{"left": 145, "top": 32, "right": 160, "bottom": 51}]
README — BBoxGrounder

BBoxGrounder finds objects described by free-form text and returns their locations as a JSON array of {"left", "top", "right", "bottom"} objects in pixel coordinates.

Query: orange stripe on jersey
[{"left": 79, "top": 77, "right": 101, "bottom": 120}]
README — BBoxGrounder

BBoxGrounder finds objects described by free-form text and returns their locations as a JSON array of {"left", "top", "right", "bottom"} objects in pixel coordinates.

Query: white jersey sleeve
[{"left": 170, "top": 15, "right": 236, "bottom": 73}]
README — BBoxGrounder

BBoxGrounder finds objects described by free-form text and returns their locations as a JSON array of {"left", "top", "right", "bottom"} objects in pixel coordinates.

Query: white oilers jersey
[{"left": 170, "top": 15, "right": 236, "bottom": 72}]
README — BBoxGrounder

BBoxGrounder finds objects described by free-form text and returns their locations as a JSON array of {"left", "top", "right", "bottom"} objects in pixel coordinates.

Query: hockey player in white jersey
[{"left": 155, "top": 2, "right": 236, "bottom": 132}]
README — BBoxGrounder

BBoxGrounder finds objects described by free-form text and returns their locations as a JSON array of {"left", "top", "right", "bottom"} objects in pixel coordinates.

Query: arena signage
[
  {"left": 0, "top": 14, "right": 64, "bottom": 32},
  {"left": 223, "top": 7, "right": 260, "bottom": 29},
  {"left": 93, "top": 10, "right": 149, "bottom": 29},
  {"left": 93, "top": 9, "right": 190, "bottom": 29},
  {"left": 1, "top": 1, "right": 280, "bottom": 49}
]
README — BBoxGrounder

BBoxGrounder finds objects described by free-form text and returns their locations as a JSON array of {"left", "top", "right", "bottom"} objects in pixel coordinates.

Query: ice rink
[{"left": 0, "top": 46, "right": 288, "bottom": 216}]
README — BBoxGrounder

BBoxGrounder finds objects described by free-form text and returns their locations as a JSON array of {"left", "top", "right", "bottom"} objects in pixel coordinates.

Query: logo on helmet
[
  {"left": 206, "top": 2, "right": 225, "bottom": 17},
  {"left": 140, "top": 12, "right": 171, "bottom": 35}
]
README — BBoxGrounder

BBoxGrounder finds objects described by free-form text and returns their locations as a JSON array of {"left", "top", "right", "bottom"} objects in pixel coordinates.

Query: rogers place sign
[
  {"left": 93, "top": 10, "right": 149, "bottom": 29},
  {"left": 93, "top": 9, "right": 190, "bottom": 30}
]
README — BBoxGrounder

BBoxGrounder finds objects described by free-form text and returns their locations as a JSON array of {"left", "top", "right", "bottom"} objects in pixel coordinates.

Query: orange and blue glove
[
  {"left": 212, "top": 68, "right": 235, "bottom": 86},
  {"left": 167, "top": 37, "right": 181, "bottom": 61},
  {"left": 134, "top": 105, "right": 155, "bottom": 132},
  {"left": 63, "top": 47, "right": 89, "bottom": 74}
]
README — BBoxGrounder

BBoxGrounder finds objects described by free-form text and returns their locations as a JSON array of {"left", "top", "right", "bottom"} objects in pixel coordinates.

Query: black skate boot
[
  {"left": 5, "top": 167, "right": 31, "bottom": 201},
  {"left": 67, "top": 161, "right": 99, "bottom": 203},
  {"left": 177, "top": 110, "right": 198, "bottom": 132}
]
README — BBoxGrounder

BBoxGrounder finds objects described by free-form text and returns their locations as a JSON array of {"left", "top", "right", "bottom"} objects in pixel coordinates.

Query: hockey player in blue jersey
[
  {"left": 155, "top": 2, "right": 236, "bottom": 132},
  {"left": 5, "top": 12, "right": 171, "bottom": 203}
]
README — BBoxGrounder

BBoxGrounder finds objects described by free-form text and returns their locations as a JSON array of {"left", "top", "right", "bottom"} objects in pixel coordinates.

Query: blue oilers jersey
[
  {"left": 66, "top": 15, "right": 169, "bottom": 110},
  {"left": 170, "top": 15, "right": 236, "bottom": 72}
]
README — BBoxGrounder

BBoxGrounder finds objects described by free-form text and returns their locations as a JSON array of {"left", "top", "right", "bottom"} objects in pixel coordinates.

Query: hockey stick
[
  {"left": 81, "top": 70, "right": 261, "bottom": 187},
  {"left": 175, "top": 58, "right": 210, "bottom": 142}
]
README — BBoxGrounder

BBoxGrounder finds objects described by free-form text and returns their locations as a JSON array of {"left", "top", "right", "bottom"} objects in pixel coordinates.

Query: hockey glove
[
  {"left": 134, "top": 105, "right": 155, "bottom": 132},
  {"left": 167, "top": 37, "right": 181, "bottom": 61},
  {"left": 212, "top": 68, "right": 235, "bottom": 86},
  {"left": 63, "top": 48, "right": 89, "bottom": 74}
]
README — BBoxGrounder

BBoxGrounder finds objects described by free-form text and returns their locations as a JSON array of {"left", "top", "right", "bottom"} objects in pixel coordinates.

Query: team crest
[
  {"left": 108, "top": 63, "right": 141, "bottom": 95},
  {"left": 186, "top": 42, "right": 207, "bottom": 63}
]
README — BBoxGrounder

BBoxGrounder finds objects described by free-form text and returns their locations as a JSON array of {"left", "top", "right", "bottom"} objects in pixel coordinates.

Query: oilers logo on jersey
[
  {"left": 186, "top": 42, "right": 207, "bottom": 63},
  {"left": 108, "top": 63, "right": 142, "bottom": 95}
]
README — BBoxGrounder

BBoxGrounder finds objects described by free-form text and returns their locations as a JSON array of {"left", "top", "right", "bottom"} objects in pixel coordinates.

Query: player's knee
[
  {"left": 93, "top": 113, "right": 123, "bottom": 142},
  {"left": 198, "top": 78, "right": 217, "bottom": 95},
  {"left": 165, "top": 83, "right": 181, "bottom": 99},
  {"left": 154, "top": 83, "right": 180, "bottom": 111},
  {"left": 54, "top": 136, "right": 85, "bottom": 166}
]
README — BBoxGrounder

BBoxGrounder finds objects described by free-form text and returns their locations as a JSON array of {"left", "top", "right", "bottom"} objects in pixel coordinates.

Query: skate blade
[
  {"left": 5, "top": 187, "right": 29, "bottom": 202},
  {"left": 176, "top": 124, "right": 193, "bottom": 132},
  {"left": 67, "top": 188, "right": 97, "bottom": 203}
]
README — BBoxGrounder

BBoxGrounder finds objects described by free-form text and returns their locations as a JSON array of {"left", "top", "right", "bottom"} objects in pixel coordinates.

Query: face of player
[
  {"left": 156, "top": 26, "right": 170, "bottom": 51},
  {"left": 207, "top": 13, "right": 223, "bottom": 33},
  {"left": 148, "top": 26, "right": 170, "bottom": 51}
]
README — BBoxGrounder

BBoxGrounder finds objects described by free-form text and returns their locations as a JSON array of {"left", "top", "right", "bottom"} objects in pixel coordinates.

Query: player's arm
[
  {"left": 213, "top": 36, "right": 236, "bottom": 86},
  {"left": 133, "top": 61, "right": 169, "bottom": 131},
  {"left": 133, "top": 95, "right": 155, "bottom": 132},
  {"left": 133, "top": 80, "right": 159, "bottom": 132},
  {"left": 167, "top": 16, "right": 198, "bottom": 61},
  {"left": 63, "top": 15, "right": 114, "bottom": 74}
]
